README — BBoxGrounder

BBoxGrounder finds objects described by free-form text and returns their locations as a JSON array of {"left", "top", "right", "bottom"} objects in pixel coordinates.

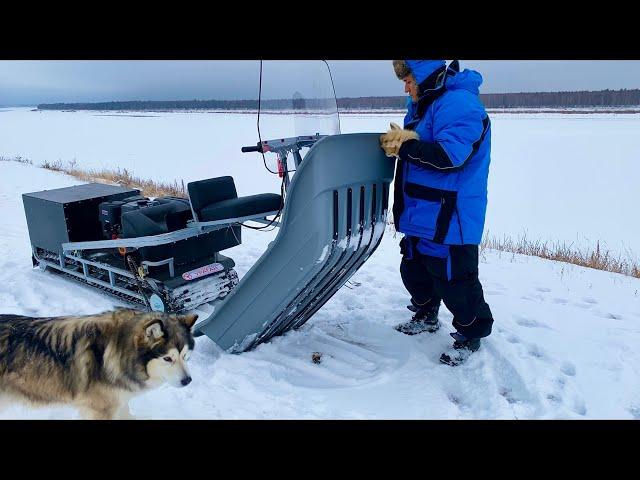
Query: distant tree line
[
  {"left": 37, "top": 97, "right": 410, "bottom": 110},
  {"left": 37, "top": 89, "right": 640, "bottom": 111},
  {"left": 37, "top": 98, "right": 339, "bottom": 111},
  {"left": 480, "top": 89, "right": 640, "bottom": 108}
]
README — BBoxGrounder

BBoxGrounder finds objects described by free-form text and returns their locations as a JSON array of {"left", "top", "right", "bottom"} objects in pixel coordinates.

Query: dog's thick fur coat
[{"left": 0, "top": 308, "right": 197, "bottom": 419}]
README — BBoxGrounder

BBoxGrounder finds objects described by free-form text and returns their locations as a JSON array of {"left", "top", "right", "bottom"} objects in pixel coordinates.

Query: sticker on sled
[{"left": 182, "top": 262, "right": 225, "bottom": 281}]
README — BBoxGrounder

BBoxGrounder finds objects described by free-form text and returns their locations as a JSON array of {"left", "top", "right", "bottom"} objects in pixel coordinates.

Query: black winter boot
[
  {"left": 439, "top": 332, "right": 481, "bottom": 366},
  {"left": 395, "top": 303, "right": 440, "bottom": 335}
]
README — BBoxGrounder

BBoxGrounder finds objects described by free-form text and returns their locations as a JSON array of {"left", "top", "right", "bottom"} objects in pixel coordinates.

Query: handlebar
[
  {"left": 242, "top": 135, "right": 324, "bottom": 156},
  {"left": 241, "top": 144, "right": 262, "bottom": 153}
]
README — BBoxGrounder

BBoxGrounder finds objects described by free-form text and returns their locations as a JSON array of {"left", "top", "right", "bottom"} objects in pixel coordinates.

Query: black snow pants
[{"left": 399, "top": 236, "right": 494, "bottom": 339}]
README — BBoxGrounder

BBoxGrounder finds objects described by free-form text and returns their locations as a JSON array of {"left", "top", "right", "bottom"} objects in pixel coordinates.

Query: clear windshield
[{"left": 257, "top": 60, "right": 341, "bottom": 141}]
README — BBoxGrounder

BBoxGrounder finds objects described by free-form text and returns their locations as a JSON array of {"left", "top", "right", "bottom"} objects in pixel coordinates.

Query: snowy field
[
  {"left": 1, "top": 108, "right": 640, "bottom": 419},
  {"left": 1, "top": 107, "right": 639, "bottom": 258}
]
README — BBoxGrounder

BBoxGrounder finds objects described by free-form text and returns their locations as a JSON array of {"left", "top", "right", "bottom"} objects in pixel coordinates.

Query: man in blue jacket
[{"left": 380, "top": 60, "right": 494, "bottom": 365}]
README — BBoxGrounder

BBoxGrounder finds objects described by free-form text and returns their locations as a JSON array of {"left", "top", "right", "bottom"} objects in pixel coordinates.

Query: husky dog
[{"left": 0, "top": 308, "right": 197, "bottom": 420}]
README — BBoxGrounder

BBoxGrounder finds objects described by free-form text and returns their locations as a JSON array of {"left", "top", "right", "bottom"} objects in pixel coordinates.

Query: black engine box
[
  {"left": 98, "top": 200, "right": 126, "bottom": 237},
  {"left": 121, "top": 198, "right": 160, "bottom": 215},
  {"left": 23, "top": 183, "right": 140, "bottom": 253},
  {"left": 99, "top": 195, "right": 158, "bottom": 238}
]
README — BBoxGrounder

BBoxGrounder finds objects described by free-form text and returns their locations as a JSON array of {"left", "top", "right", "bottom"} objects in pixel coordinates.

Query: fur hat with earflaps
[
  {"left": 393, "top": 60, "right": 412, "bottom": 80},
  {"left": 393, "top": 60, "right": 447, "bottom": 83}
]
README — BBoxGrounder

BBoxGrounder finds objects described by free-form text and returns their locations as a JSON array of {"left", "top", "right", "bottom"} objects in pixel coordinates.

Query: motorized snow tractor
[{"left": 21, "top": 61, "right": 395, "bottom": 352}]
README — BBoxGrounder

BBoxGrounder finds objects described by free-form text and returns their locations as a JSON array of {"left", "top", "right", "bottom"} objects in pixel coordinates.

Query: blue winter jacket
[{"left": 393, "top": 60, "right": 491, "bottom": 246}]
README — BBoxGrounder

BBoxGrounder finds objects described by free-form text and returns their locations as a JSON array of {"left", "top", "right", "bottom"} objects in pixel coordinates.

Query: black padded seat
[
  {"left": 188, "top": 176, "right": 281, "bottom": 223},
  {"left": 120, "top": 197, "right": 242, "bottom": 265},
  {"left": 199, "top": 194, "right": 282, "bottom": 222},
  {"left": 121, "top": 198, "right": 192, "bottom": 238}
]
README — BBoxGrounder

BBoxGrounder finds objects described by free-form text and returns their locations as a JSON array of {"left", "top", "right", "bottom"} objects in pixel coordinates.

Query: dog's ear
[
  {"left": 136, "top": 318, "right": 166, "bottom": 348},
  {"left": 145, "top": 320, "right": 165, "bottom": 340},
  {"left": 170, "top": 313, "right": 198, "bottom": 329}
]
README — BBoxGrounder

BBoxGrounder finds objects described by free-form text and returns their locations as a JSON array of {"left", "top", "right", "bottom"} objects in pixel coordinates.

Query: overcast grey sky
[{"left": 2, "top": 60, "right": 640, "bottom": 105}]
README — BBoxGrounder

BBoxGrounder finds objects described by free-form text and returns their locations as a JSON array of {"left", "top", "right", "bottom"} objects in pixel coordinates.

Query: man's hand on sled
[{"left": 380, "top": 122, "right": 419, "bottom": 157}]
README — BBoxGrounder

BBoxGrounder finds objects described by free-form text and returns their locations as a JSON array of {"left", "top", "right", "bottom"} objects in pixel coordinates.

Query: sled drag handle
[{"left": 241, "top": 144, "right": 262, "bottom": 153}]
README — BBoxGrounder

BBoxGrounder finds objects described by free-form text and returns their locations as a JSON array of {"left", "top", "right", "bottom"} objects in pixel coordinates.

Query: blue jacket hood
[
  {"left": 445, "top": 68, "right": 483, "bottom": 95},
  {"left": 405, "top": 60, "right": 446, "bottom": 84}
]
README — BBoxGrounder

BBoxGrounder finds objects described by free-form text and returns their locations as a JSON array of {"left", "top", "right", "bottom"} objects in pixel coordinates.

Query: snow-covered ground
[
  {"left": 1, "top": 161, "right": 639, "bottom": 419},
  {"left": 1, "top": 108, "right": 639, "bottom": 258}
]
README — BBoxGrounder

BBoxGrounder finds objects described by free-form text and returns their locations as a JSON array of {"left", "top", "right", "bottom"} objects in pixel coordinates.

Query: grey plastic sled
[{"left": 194, "top": 133, "right": 394, "bottom": 352}]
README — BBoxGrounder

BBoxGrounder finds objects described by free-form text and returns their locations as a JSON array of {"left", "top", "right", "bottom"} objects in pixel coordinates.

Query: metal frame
[
  {"left": 141, "top": 258, "right": 175, "bottom": 278},
  {"left": 33, "top": 245, "right": 238, "bottom": 311},
  {"left": 34, "top": 200, "right": 282, "bottom": 312},
  {"left": 61, "top": 211, "right": 280, "bottom": 252},
  {"left": 33, "top": 247, "right": 147, "bottom": 303}
]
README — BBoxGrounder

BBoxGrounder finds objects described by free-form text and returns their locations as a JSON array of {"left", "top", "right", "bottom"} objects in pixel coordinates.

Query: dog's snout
[{"left": 181, "top": 376, "right": 192, "bottom": 386}]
